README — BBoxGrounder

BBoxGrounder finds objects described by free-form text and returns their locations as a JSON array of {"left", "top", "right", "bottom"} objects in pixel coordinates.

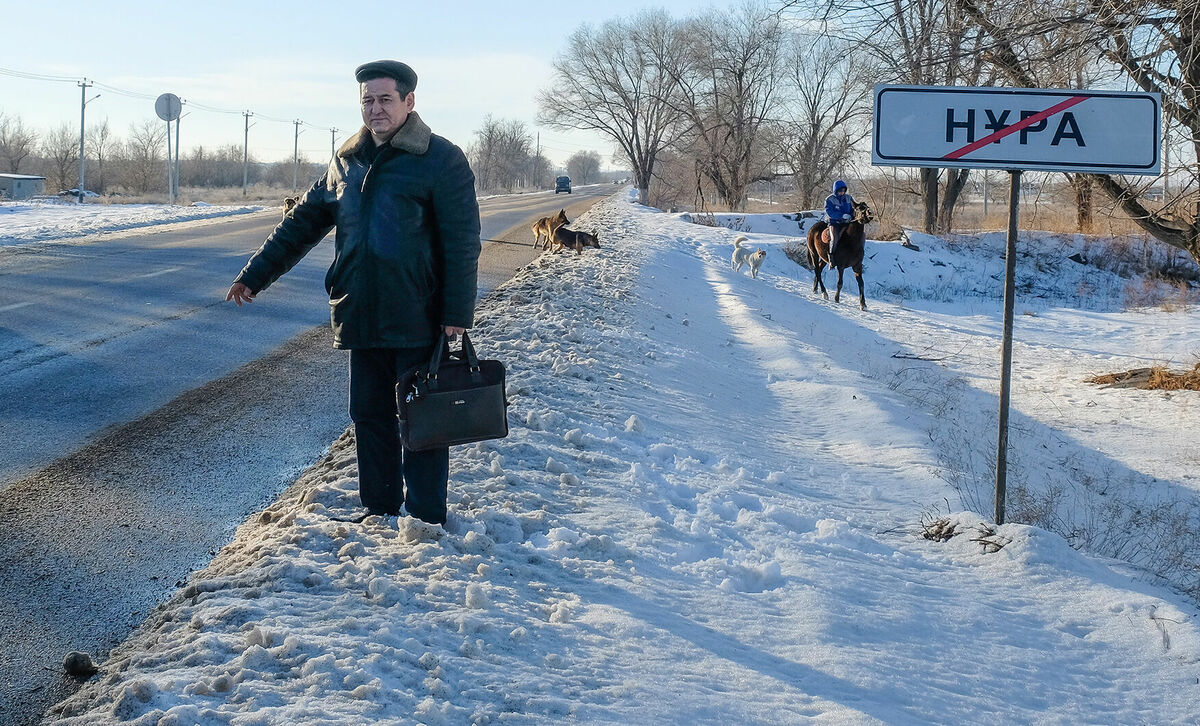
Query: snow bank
[
  {"left": 0, "top": 199, "right": 265, "bottom": 246},
  {"left": 48, "top": 195, "right": 1200, "bottom": 724},
  {"left": 677, "top": 210, "right": 821, "bottom": 237}
]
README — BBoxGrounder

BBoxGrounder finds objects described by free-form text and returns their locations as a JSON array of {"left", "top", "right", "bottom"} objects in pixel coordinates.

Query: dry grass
[
  {"left": 1122, "top": 277, "right": 1200, "bottom": 311},
  {"left": 921, "top": 516, "right": 959, "bottom": 542},
  {"left": 84, "top": 184, "right": 301, "bottom": 206},
  {"left": 1086, "top": 362, "right": 1200, "bottom": 391}
]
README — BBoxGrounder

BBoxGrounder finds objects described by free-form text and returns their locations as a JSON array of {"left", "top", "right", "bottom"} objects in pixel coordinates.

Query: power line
[
  {"left": 90, "top": 81, "right": 158, "bottom": 101},
  {"left": 185, "top": 100, "right": 243, "bottom": 116},
  {"left": 0, "top": 66, "right": 78, "bottom": 83},
  {"left": 0, "top": 64, "right": 339, "bottom": 132}
]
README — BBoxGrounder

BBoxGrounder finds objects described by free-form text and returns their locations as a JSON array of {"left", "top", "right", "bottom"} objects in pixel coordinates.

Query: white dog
[{"left": 731, "top": 236, "right": 767, "bottom": 278}]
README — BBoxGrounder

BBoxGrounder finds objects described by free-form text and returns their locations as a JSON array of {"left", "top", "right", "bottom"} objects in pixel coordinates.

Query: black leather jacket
[{"left": 234, "top": 112, "right": 481, "bottom": 349}]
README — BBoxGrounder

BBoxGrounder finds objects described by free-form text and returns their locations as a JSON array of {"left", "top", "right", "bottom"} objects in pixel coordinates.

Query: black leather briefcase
[{"left": 400, "top": 332, "right": 509, "bottom": 451}]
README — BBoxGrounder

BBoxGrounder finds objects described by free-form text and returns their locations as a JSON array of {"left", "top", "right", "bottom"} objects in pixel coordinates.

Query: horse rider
[{"left": 824, "top": 179, "right": 856, "bottom": 258}]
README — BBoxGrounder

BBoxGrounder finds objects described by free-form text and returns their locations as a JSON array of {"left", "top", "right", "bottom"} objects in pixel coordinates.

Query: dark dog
[{"left": 551, "top": 225, "right": 601, "bottom": 255}]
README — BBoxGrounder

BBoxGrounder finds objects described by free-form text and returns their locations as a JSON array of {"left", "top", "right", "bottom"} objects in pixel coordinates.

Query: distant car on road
[{"left": 555, "top": 176, "right": 571, "bottom": 194}]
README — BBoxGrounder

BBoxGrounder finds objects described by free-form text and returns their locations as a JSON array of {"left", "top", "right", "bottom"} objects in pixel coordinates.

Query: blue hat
[{"left": 833, "top": 179, "right": 848, "bottom": 192}]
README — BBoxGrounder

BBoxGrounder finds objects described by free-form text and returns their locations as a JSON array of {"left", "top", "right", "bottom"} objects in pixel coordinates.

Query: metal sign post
[
  {"left": 154, "top": 93, "right": 182, "bottom": 204},
  {"left": 995, "top": 169, "right": 1021, "bottom": 525},
  {"left": 872, "top": 84, "right": 1161, "bottom": 525}
]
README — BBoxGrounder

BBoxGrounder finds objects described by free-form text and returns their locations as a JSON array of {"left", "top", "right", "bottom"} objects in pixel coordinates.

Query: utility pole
[
  {"left": 77, "top": 79, "right": 94, "bottom": 203},
  {"left": 293, "top": 120, "right": 302, "bottom": 193},
  {"left": 330, "top": 128, "right": 338, "bottom": 161},
  {"left": 536, "top": 132, "right": 541, "bottom": 189},
  {"left": 242, "top": 111, "right": 253, "bottom": 196}
]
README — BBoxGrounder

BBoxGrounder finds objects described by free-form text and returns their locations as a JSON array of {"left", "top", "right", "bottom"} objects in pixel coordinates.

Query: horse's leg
[
  {"left": 815, "top": 234, "right": 831, "bottom": 299},
  {"left": 855, "top": 262, "right": 866, "bottom": 310},
  {"left": 835, "top": 266, "right": 845, "bottom": 303},
  {"left": 808, "top": 241, "right": 824, "bottom": 297}
]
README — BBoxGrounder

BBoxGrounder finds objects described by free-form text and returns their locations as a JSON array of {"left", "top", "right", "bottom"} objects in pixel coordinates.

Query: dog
[
  {"left": 731, "top": 236, "right": 767, "bottom": 278},
  {"left": 533, "top": 209, "right": 569, "bottom": 250},
  {"left": 551, "top": 225, "right": 601, "bottom": 255},
  {"left": 283, "top": 196, "right": 299, "bottom": 214}
]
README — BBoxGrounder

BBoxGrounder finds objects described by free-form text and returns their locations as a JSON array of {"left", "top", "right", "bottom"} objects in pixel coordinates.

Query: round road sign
[{"left": 155, "top": 93, "right": 182, "bottom": 122}]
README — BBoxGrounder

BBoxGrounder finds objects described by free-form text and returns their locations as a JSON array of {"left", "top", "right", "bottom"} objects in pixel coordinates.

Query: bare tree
[
  {"left": 566, "top": 150, "right": 602, "bottom": 184},
  {"left": 122, "top": 120, "right": 167, "bottom": 194},
  {"left": 0, "top": 112, "right": 39, "bottom": 174},
  {"left": 776, "top": 31, "right": 873, "bottom": 209},
  {"left": 263, "top": 155, "right": 323, "bottom": 190},
  {"left": 949, "top": 0, "right": 1109, "bottom": 231},
  {"left": 667, "top": 2, "right": 786, "bottom": 211},
  {"left": 529, "top": 153, "right": 553, "bottom": 190},
  {"left": 812, "top": 0, "right": 992, "bottom": 232},
  {"left": 40, "top": 123, "right": 80, "bottom": 193},
  {"left": 956, "top": 0, "right": 1200, "bottom": 261},
  {"left": 538, "top": 9, "right": 690, "bottom": 205},
  {"left": 86, "top": 119, "right": 118, "bottom": 194},
  {"left": 468, "top": 116, "right": 533, "bottom": 192}
]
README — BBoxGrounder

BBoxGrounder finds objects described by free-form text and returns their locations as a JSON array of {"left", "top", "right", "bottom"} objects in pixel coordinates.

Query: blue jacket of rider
[{"left": 825, "top": 179, "right": 855, "bottom": 224}]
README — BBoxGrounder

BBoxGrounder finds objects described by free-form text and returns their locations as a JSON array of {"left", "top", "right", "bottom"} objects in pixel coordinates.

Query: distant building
[{"left": 0, "top": 173, "right": 46, "bottom": 200}]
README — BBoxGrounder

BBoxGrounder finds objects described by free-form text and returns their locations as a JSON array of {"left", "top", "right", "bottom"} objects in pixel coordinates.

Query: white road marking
[{"left": 133, "top": 266, "right": 183, "bottom": 279}]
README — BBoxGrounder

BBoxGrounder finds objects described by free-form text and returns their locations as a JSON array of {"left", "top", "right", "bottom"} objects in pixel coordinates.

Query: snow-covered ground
[
  {"left": 48, "top": 192, "right": 1200, "bottom": 724},
  {"left": 0, "top": 198, "right": 266, "bottom": 246}
]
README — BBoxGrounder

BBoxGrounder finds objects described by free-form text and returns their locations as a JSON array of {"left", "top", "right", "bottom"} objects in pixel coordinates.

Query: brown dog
[
  {"left": 551, "top": 225, "right": 601, "bottom": 256},
  {"left": 283, "top": 196, "right": 299, "bottom": 214},
  {"left": 532, "top": 209, "right": 569, "bottom": 250}
]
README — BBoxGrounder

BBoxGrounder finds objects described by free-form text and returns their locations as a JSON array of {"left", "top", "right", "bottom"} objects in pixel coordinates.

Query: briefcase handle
[{"left": 425, "top": 331, "right": 482, "bottom": 380}]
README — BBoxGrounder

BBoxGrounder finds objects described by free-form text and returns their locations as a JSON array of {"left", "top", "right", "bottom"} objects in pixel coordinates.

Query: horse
[{"left": 805, "top": 200, "right": 873, "bottom": 311}]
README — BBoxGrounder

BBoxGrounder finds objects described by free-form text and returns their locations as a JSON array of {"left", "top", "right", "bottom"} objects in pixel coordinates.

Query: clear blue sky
[{"left": 1, "top": 0, "right": 720, "bottom": 168}]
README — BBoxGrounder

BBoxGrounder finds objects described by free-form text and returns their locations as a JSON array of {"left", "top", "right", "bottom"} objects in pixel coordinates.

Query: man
[
  {"left": 824, "top": 179, "right": 855, "bottom": 258},
  {"left": 225, "top": 60, "right": 481, "bottom": 525}
]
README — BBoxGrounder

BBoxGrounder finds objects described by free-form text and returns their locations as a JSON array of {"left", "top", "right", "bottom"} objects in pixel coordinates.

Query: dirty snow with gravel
[
  {"left": 0, "top": 199, "right": 265, "bottom": 246},
  {"left": 48, "top": 191, "right": 1200, "bottom": 724}
]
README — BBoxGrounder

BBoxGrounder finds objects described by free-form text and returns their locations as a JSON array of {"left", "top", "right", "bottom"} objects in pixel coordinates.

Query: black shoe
[{"left": 330, "top": 508, "right": 394, "bottom": 523}]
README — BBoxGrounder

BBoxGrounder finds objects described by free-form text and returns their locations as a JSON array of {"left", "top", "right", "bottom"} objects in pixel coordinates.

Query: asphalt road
[{"left": 0, "top": 184, "right": 612, "bottom": 725}]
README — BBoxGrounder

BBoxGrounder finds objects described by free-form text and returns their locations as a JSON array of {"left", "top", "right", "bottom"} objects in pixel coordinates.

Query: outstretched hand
[{"left": 226, "top": 282, "right": 256, "bottom": 306}]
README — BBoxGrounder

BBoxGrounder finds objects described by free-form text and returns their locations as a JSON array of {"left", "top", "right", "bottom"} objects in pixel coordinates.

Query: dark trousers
[{"left": 349, "top": 347, "right": 449, "bottom": 524}]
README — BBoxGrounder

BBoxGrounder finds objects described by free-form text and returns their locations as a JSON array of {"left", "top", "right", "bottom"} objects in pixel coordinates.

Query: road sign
[
  {"left": 873, "top": 85, "right": 1160, "bottom": 175},
  {"left": 155, "top": 93, "right": 182, "bottom": 122},
  {"left": 871, "top": 84, "right": 1162, "bottom": 526}
]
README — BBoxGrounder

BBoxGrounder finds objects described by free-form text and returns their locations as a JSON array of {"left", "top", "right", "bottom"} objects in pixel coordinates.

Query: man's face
[
  {"left": 836, "top": 189, "right": 846, "bottom": 196},
  {"left": 360, "top": 78, "right": 414, "bottom": 139}
]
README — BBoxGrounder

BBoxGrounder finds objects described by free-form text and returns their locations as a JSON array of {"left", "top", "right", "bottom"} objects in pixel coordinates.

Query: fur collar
[{"left": 337, "top": 111, "right": 432, "bottom": 159}]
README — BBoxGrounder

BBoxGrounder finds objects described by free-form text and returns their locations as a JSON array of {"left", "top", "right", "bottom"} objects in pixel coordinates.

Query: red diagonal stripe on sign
[{"left": 942, "top": 95, "right": 1089, "bottom": 160}]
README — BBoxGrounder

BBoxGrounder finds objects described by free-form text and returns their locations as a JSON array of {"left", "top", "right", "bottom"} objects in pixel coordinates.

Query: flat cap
[{"left": 354, "top": 60, "right": 417, "bottom": 91}]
